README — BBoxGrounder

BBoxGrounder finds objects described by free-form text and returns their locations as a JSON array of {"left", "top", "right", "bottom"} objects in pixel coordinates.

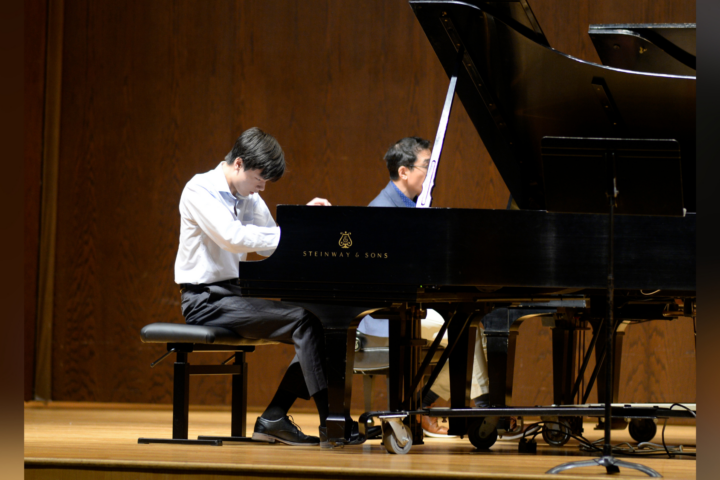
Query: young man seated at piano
[
  {"left": 358, "top": 136, "right": 491, "bottom": 437},
  {"left": 175, "top": 127, "right": 336, "bottom": 446}
]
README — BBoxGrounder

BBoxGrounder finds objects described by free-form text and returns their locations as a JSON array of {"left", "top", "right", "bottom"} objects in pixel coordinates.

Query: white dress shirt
[{"left": 174, "top": 162, "right": 280, "bottom": 284}]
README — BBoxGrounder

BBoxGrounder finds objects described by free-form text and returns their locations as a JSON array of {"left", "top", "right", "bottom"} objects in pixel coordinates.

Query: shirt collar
[
  {"left": 391, "top": 182, "right": 416, "bottom": 208},
  {"left": 212, "top": 162, "right": 250, "bottom": 200}
]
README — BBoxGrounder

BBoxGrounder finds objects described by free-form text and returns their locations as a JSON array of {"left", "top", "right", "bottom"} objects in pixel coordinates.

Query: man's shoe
[
  {"left": 421, "top": 414, "right": 456, "bottom": 438},
  {"left": 252, "top": 415, "right": 320, "bottom": 446},
  {"left": 502, "top": 416, "right": 523, "bottom": 435},
  {"left": 473, "top": 394, "right": 491, "bottom": 408}
]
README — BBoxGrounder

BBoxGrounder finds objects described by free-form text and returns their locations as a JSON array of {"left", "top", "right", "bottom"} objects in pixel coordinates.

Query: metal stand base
[
  {"left": 547, "top": 455, "right": 661, "bottom": 477},
  {"left": 197, "top": 435, "right": 257, "bottom": 443},
  {"left": 137, "top": 437, "right": 222, "bottom": 446}
]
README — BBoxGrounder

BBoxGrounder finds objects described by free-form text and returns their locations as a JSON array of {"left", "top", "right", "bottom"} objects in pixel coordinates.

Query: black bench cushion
[{"left": 140, "top": 322, "right": 278, "bottom": 346}]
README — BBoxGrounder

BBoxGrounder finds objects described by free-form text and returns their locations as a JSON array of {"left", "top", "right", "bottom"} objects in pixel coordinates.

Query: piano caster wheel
[
  {"left": 629, "top": 418, "right": 657, "bottom": 443},
  {"left": 541, "top": 418, "right": 572, "bottom": 447},
  {"left": 468, "top": 417, "right": 498, "bottom": 450},
  {"left": 381, "top": 420, "right": 412, "bottom": 455}
]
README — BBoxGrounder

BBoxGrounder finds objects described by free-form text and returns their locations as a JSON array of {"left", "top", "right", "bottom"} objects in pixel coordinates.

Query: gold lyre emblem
[{"left": 339, "top": 232, "right": 353, "bottom": 249}]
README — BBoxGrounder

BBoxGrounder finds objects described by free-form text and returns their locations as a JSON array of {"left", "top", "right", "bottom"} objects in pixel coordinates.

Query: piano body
[
  {"left": 238, "top": 0, "right": 696, "bottom": 450},
  {"left": 589, "top": 23, "right": 696, "bottom": 76}
]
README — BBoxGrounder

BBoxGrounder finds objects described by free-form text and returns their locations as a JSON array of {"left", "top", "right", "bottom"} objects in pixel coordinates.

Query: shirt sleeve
[
  {"left": 180, "top": 182, "right": 280, "bottom": 254},
  {"left": 251, "top": 195, "right": 280, "bottom": 257}
]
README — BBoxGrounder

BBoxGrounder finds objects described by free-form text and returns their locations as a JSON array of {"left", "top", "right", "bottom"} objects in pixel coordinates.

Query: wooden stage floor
[{"left": 25, "top": 402, "right": 696, "bottom": 480}]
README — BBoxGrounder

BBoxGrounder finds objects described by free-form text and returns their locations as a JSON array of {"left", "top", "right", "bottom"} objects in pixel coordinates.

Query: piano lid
[
  {"left": 410, "top": 1, "right": 696, "bottom": 212},
  {"left": 589, "top": 23, "right": 696, "bottom": 76}
]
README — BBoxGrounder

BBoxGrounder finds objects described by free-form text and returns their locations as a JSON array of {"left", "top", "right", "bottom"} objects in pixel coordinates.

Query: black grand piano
[
  {"left": 589, "top": 22, "right": 696, "bottom": 76},
  {"left": 238, "top": 0, "right": 695, "bottom": 453}
]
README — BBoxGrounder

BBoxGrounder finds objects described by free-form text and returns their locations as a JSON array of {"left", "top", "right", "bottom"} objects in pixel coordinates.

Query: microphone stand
[{"left": 547, "top": 151, "right": 661, "bottom": 477}]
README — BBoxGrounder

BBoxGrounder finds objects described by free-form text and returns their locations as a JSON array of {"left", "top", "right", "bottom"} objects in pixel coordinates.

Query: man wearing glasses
[
  {"left": 368, "top": 137, "right": 430, "bottom": 207},
  {"left": 359, "top": 137, "right": 490, "bottom": 437}
]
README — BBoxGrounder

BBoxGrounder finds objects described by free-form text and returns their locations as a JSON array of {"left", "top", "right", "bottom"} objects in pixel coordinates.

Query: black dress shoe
[
  {"left": 318, "top": 422, "right": 382, "bottom": 448},
  {"left": 473, "top": 393, "right": 491, "bottom": 408},
  {"left": 251, "top": 415, "right": 320, "bottom": 446}
]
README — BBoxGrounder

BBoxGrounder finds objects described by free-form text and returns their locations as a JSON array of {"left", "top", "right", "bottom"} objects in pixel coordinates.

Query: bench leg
[
  {"left": 198, "top": 352, "right": 256, "bottom": 443},
  {"left": 231, "top": 352, "right": 248, "bottom": 437},
  {"left": 173, "top": 353, "right": 190, "bottom": 439},
  {"left": 139, "top": 351, "right": 222, "bottom": 446}
]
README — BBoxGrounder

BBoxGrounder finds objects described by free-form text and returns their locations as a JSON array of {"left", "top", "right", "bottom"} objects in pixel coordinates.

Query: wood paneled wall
[
  {"left": 25, "top": 0, "right": 48, "bottom": 400},
  {"left": 27, "top": 0, "right": 695, "bottom": 410}
]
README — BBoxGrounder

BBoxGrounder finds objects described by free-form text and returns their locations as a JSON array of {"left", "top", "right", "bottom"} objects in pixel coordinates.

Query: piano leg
[
  {"left": 287, "top": 303, "right": 369, "bottom": 446},
  {"left": 484, "top": 307, "right": 554, "bottom": 408},
  {"left": 548, "top": 314, "right": 589, "bottom": 438},
  {"left": 388, "top": 312, "right": 404, "bottom": 413},
  {"left": 408, "top": 307, "right": 425, "bottom": 445},
  {"left": 593, "top": 318, "right": 630, "bottom": 429},
  {"left": 505, "top": 327, "right": 520, "bottom": 406},
  {"left": 548, "top": 312, "right": 632, "bottom": 408},
  {"left": 484, "top": 309, "right": 513, "bottom": 408},
  {"left": 324, "top": 324, "right": 358, "bottom": 443},
  {"left": 447, "top": 308, "right": 477, "bottom": 436},
  {"left": 389, "top": 305, "right": 424, "bottom": 445},
  {"left": 551, "top": 319, "right": 578, "bottom": 406},
  {"left": 482, "top": 308, "right": 533, "bottom": 408}
]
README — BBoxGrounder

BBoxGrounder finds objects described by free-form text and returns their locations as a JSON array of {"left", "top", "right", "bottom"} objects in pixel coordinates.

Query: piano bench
[{"left": 137, "top": 322, "right": 278, "bottom": 446}]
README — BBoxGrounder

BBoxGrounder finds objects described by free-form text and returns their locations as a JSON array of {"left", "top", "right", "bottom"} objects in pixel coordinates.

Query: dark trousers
[{"left": 181, "top": 282, "right": 327, "bottom": 398}]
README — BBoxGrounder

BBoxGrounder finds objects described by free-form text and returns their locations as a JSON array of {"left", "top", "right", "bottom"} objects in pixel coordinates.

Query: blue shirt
[
  {"left": 391, "top": 182, "right": 417, "bottom": 208},
  {"left": 358, "top": 182, "right": 415, "bottom": 336}
]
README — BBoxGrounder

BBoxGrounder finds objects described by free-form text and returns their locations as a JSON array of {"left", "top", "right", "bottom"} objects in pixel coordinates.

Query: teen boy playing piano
[{"left": 175, "top": 127, "right": 332, "bottom": 446}]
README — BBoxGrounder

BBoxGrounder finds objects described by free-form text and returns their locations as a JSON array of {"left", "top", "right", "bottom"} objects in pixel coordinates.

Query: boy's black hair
[
  {"left": 384, "top": 136, "right": 431, "bottom": 181},
  {"left": 226, "top": 127, "right": 285, "bottom": 181}
]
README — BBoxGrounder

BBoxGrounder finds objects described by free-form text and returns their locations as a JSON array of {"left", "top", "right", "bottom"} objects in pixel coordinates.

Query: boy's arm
[
  {"left": 182, "top": 183, "right": 280, "bottom": 254},
  {"left": 252, "top": 196, "right": 332, "bottom": 257},
  {"left": 252, "top": 195, "right": 280, "bottom": 257}
]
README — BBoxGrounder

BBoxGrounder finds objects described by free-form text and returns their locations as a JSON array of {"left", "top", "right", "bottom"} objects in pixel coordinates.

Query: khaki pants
[{"left": 420, "top": 309, "right": 489, "bottom": 401}]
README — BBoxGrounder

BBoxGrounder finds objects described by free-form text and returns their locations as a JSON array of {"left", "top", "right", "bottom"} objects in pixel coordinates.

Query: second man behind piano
[{"left": 358, "top": 136, "right": 491, "bottom": 437}]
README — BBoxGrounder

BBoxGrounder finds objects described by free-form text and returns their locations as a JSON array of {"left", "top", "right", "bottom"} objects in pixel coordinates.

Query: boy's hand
[{"left": 306, "top": 197, "right": 331, "bottom": 206}]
